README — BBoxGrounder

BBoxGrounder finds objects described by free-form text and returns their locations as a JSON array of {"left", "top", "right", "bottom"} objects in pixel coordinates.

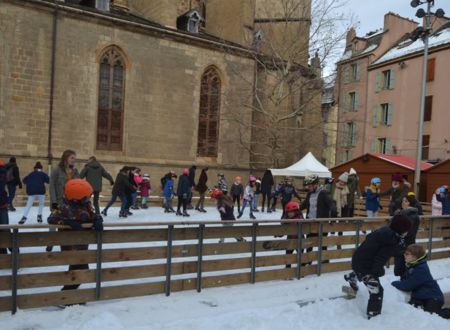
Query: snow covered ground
[{"left": 1, "top": 206, "right": 449, "bottom": 329}]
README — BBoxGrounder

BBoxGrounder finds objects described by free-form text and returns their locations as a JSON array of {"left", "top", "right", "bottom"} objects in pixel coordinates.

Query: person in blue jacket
[
  {"left": 163, "top": 172, "right": 177, "bottom": 213},
  {"left": 391, "top": 244, "right": 450, "bottom": 319},
  {"left": 365, "top": 177, "right": 382, "bottom": 217},
  {"left": 436, "top": 186, "right": 450, "bottom": 240},
  {"left": 19, "top": 162, "right": 49, "bottom": 224},
  {"left": 176, "top": 168, "right": 191, "bottom": 217}
]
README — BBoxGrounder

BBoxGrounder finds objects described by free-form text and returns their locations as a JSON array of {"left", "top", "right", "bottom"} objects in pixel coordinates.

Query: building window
[
  {"left": 426, "top": 58, "right": 435, "bottom": 82},
  {"left": 348, "top": 91, "right": 358, "bottom": 112},
  {"left": 376, "top": 69, "right": 395, "bottom": 91},
  {"left": 378, "top": 138, "right": 387, "bottom": 154},
  {"left": 424, "top": 95, "right": 432, "bottom": 121},
  {"left": 197, "top": 66, "right": 221, "bottom": 157},
  {"left": 422, "top": 135, "right": 430, "bottom": 160},
  {"left": 351, "top": 63, "right": 360, "bottom": 81},
  {"left": 96, "top": 46, "right": 125, "bottom": 151},
  {"left": 383, "top": 69, "right": 393, "bottom": 89},
  {"left": 380, "top": 103, "right": 393, "bottom": 126},
  {"left": 342, "top": 121, "right": 356, "bottom": 148}
]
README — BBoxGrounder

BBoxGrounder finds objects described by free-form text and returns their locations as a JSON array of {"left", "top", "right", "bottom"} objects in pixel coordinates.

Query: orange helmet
[
  {"left": 210, "top": 188, "right": 224, "bottom": 199},
  {"left": 285, "top": 201, "right": 300, "bottom": 212},
  {"left": 64, "top": 179, "right": 93, "bottom": 201},
  {"left": 235, "top": 176, "right": 242, "bottom": 182}
]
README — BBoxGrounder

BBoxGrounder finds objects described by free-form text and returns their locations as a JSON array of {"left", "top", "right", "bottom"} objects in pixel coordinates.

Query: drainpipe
[
  {"left": 47, "top": 0, "right": 59, "bottom": 173},
  {"left": 361, "top": 56, "right": 370, "bottom": 154}
]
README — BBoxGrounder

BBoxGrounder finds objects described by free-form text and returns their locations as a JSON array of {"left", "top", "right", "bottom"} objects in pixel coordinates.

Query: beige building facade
[{"left": 0, "top": 0, "right": 322, "bottom": 192}]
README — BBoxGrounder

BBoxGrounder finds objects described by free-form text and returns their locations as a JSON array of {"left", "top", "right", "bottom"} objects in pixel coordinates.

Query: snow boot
[
  {"left": 182, "top": 211, "right": 190, "bottom": 217},
  {"left": 37, "top": 215, "right": 43, "bottom": 223},
  {"left": 200, "top": 208, "right": 207, "bottom": 213},
  {"left": 176, "top": 210, "right": 182, "bottom": 216},
  {"left": 119, "top": 211, "right": 128, "bottom": 218},
  {"left": 250, "top": 213, "right": 256, "bottom": 220},
  {"left": 101, "top": 209, "right": 107, "bottom": 216},
  {"left": 19, "top": 216, "right": 27, "bottom": 225},
  {"left": 237, "top": 212, "right": 243, "bottom": 219},
  {"left": 127, "top": 210, "right": 133, "bottom": 216},
  {"left": 267, "top": 209, "right": 272, "bottom": 213},
  {"left": 8, "top": 205, "right": 16, "bottom": 212},
  {"left": 344, "top": 272, "right": 359, "bottom": 292}
]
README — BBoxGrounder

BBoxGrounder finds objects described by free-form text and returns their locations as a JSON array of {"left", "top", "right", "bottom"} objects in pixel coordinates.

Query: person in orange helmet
[{"left": 47, "top": 179, "right": 103, "bottom": 293}]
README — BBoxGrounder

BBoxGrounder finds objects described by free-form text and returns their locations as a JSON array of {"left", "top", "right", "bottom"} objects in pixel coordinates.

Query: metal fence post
[
  {"left": 251, "top": 223, "right": 257, "bottom": 284},
  {"left": 355, "top": 221, "right": 361, "bottom": 249},
  {"left": 317, "top": 222, "right": 323, "bottom": 276},
  {"left": 11, "top": 228, "right": 19, "bottom": 315},
  {"left": 95, "top": 230, "right": 103, "bottom": 300},
  {"left": 165, "top": 225, "right": 174, "bottom": 296},
  {"left": 427, "top": 217, "right": 434, "bottom": 260},
  {"left": 196, "top": 224, "right": 204, "bottom": 293},
  {"left": 296, "top": 222, "right": 303, "bottom": 280}
]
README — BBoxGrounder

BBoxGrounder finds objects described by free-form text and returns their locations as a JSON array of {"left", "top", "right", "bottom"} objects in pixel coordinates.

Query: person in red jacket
[
  {"left": 139, "top": 174, "right": 151, "bottom": 209},
  {"left": 283, "top": 201, "right": 303, "bottom": 268}
]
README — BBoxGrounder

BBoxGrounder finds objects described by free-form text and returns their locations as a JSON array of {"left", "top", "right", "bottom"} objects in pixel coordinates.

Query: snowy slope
[{"left": 1, "top": 207, "right": 449, "bottom": 329}]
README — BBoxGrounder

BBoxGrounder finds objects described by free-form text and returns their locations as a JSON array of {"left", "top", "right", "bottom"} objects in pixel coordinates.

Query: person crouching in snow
[
  {"left": 47, "top": 179, "right": 103, "bottom": 292},
  {"left": 391, "top": 244, "right": 450, "bottom": 319},
  {"left": 211, "top": 188, "right": 244, "bottom": 243},
  {"left": 237, "top": 176, "right": 256, "bottom": 219},
  {"left": 344, "top": 213, "right": 411, "bottom": 319},
  {"left": 282, "top": 201, "right": 303, "bottom": 268}
]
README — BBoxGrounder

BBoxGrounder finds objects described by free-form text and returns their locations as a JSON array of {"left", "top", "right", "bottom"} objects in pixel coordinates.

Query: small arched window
[
  {"left": 197, "top": 67, "right": 221, "bottom": 157},
  {"left": 96, "top": 47, "right": 125, "bottom": 151}
]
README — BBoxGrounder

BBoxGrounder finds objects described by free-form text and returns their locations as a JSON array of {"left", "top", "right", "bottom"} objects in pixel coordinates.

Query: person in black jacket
[
  {"left": 278, "top": 177, "right": 301, "bottom": 218},
  {"left": 230, "top": 176, "right": 244, "bottom": 213},
  {"left": 20, "top": 162, "right": 49, "bottom": 224},
  {"left": 102, "top": 167, "right": 134, "bottom": 218},
  {"left": 195, "top": 167, "right": 208, "bottom": 212},
  {"left": 187, "top": 165, "right": 196, "bottom": 209},
  {"left": 0, "top": 161, "right": 10, "bottom": 254},
  {"left": 5, "top": 157, "right": 22, "bottom": 211},
  {"left": 176, "top": 168, "right": 191, "bottom": 217},
  {"left": 344, "top": 213, "right": 412, "bottom": 319},
  {"left": 260, "top": 170, "right": 274, "bottom": 213}
]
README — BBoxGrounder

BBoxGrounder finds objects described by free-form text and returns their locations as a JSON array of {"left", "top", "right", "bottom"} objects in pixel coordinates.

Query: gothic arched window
[
  {"left": 96, "top": 47, "right": 125, "bottom": 151},
  {"left": 197, "top": 67, "right": 221, "bottom": 157}
]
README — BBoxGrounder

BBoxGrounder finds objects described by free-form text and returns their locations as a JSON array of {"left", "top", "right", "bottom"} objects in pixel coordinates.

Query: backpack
[{"left": 6, "top": 166, "right": 14, "bottom": 183}]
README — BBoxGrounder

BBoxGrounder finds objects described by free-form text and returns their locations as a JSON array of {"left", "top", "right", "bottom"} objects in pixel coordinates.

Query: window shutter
[
  {"left": 340, "top": 151, "right": 345, "bottom": 163},
  {"left": 386, "top": 138, "right": 392, "bottom": 154},
  {"left": 356, "top": 64, "right": 361, "bottom": 81},
  {"left": 387, "top": 103, "right": 393, "bottom": 126},
  {"left": 370, "top": 138, "right": 377, "bottom": 153},
  {"left": 348, "top": 150, "right": 353, "bottom": 161},
  {"left": 354, "top": 91, "right": 359, "bottom": 112},
  {"left": 343, "top": 94, "right": 348, "bottom": 112},
  {"left": 389, "top": 69, "right": 395, "bottom": 89},
  {"left": 373, "top": 106, "right": 379, "bottom": 127},
  {"left": 426, "top": 58, "right": 435, "bottom": 82},
  {"left": 344, "top": 66, "right": 350, "bottom": 84},
  {"left": 375, "top": 72, "right": 382, "bottom": 93},
  {"left": 351, "top": 122, "right": 357, "bottom": 146}
]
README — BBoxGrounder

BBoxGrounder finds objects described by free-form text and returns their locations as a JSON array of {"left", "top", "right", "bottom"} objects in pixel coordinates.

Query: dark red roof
[{"left": 370, "top": 153, "right": 433, "bottom": 171}]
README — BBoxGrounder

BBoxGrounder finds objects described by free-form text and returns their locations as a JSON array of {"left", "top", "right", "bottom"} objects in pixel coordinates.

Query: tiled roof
[{"left": 370, "top": 153, "right": 433, "bottom": 171}]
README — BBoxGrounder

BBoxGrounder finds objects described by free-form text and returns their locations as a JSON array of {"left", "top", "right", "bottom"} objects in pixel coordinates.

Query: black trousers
[
  {"left": 410, "top": 297, "right": 450, "bottom": 319},
  {"left": 232, "top": 195, "right": 241, "bottom": 212},
  {"left": 261, "top": 192, "right": 271, "bottom": 210},
  {"left": 92, "top": 191, "right": 100, "bottom": 214},
  {"left": 177, "top": 196, "right": 187, "bottom": 212}
]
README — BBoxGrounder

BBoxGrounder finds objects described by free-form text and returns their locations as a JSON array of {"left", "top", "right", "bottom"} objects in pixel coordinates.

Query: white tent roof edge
[{"left": 269, "top": 152, "right": 331, "bottom": 178}]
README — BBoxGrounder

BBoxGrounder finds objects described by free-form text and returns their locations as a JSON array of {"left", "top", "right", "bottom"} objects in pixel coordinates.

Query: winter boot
[
  {"left": 37, "top": 215, "right": 43, "bottom": 223},
  {"left": 127, "top": 210, "right": 133, "bottom": 216},
  {"left": 101, "top": 209, "right": 107, "bottom": 216},
  {"left": 344, "top": 272, "right": 359, "bottom": 292},
  {"left": 237, "top": 212, "right": 243, "bottom": 219},
  {"left": 182, "top": 211, "right": 190, "bottom": 217},
  {"left": 267, "top": 209, "right": 272, "bottom": 213},
  {"left": 200, "top": 208, "right": 207, "bottom": 213},
  {"left": 250, "top": 213, "right": 256, "bottom": 220},
  {"left": 19, "top": 216, "right": 27, "bottom": 225},
  {"left": 195, "top": 206, "right": 201, "bottom": 212},
  {"left": 119, "top": 211, "right": 128, "bottom": 218},
  {"left": 8, "top": 205, "right": 16, "bottom": 212},
  {"left": 46, "top": 246, "right": 53, "bottom": 252},
  {"left": 176, "top": 210, "right": 182, "bottom": 216}
]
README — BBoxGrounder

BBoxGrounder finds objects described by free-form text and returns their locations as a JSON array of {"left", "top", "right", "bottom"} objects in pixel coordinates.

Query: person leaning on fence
[
  {"left": 344, "top": 213, "right": 411, "bottom": 319},
  {"left": 282, "top": 201, "right": 304, "bottom": 268},
  {"left": 47, "top": 179, "right": 103, "bottom": 294},
  {"left": 391, "top": 244, "right": 450, "bottom": 319},
  {"left": 379, "top": 173, "right": 411, "bottom": 216},
  {"left": 365, "top": 177, "right": 382, "bottom": 218},
  {"left": 346, "top": 168, "right": 361, "bottom": 217},
  {"left": 211, "top": 188, "right": 244, "bottom": 243}
]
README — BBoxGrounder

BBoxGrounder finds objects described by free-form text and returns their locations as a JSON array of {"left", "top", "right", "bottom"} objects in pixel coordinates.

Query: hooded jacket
[
  {"left": 23, "top": 170, "right": 50, "bottom": 195},
  {"left": 80, "top": 160, "right": 114, "bottom": 192},
  {"left": 196, "top": 169, "right": 208, "bottom": 193},
  {"left": 261, "top": 170, "right": 274, "bottom": 194}
]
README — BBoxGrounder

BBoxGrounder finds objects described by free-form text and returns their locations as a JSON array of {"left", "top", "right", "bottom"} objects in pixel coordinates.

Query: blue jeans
[
  {"left": 252, "top": 194, "right": 259, "bottom": 210},
  {"left": 7, "top": 184, "right": 16, "bottom": 206},
  {"left": 240, "top": 199, "right": 253, "bottom": 215},
  {"left": 22, "top": 195, "right": 45, "bottom": 218},
  {"left": 104, "top": 194, "right": 118, "bottom": 211}
]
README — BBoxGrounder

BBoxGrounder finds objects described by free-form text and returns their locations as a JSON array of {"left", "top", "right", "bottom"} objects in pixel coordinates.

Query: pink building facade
[{"left": 335, "top": 13, "right": 450, "bottom": 164}]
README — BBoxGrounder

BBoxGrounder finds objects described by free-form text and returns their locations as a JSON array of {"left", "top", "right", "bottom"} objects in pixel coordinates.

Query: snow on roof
[
  {"left": 360, "top": 44, "right": 378, "bottom": 55},
  {"left": 373, "top": 27, "right": 450, "bottom": 65},
  {"left": 370, "top": 153, "right": 433, "bottom": 171},
  {"left": 340, "top": 49, "right": 352, "bottom": 61}
]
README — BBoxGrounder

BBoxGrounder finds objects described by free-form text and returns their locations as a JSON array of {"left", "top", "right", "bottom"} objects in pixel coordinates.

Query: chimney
[
  {"left": 346, "top": 27, "right": 356, "bottom": 46},
  {"left": 112, "top": 0, "right": 129, "bottom": 11}
]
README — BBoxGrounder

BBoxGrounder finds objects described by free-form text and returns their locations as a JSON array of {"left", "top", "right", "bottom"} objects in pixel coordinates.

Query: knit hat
[
  {"left": 390, "top": 214, "right": 412, "bottom": 234},
  {"left": 64, "top": 179, "right": 93, "bottom": 201},
  {"left": 392, "top": 173, "right": 404, "bottom": 182},
  {"left": 34, "top": 161, "right": 43, "bottom": 170},
  {"left": 338, "top": 172, "right": 349, "bottom": 183},
  {"left": 143, "top": 173, "right": 150, "bottom": 180},
  {"left": 349, "top": 168, "right": 357, "bottom": 175}
]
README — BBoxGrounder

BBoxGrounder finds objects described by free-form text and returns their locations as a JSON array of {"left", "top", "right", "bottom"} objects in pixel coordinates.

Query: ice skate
[{"left": 19, "top": 216, "right": 27, "bottom": 225}]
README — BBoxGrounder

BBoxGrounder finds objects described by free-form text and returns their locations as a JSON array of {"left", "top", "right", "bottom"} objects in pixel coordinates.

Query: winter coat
[
  {"left": 196, "top": 170, "right": 208, "bottom": 193},
  {"left": 217, "top": 196, "right": 235, "bottom": 221},
  {"left": 352, "top": 226, "right": 403, "bottom": 278},
  {"left": 188, "top": 166, "right": 196, "bottom": 187},
  {"left": 0, "top": 166, "right": 8, "bottom": 208},
  {"left": 279, "top": 184, "right": 301, "bottom": 204},
  {"left": 243, "top": 184, "right": 254, "bottom": 201},
  {"left": 300, "top": 189, "right": 337, "bottom": 219},
  {"left": 23, "top": 170, "right": 49, "bottom": 195},
  {"left": 79, "top": 160, "right": 114, "bottom": 192},
  {"left": 112, "top": 172, "right": 134, "bottom": 196},
  {"left": 140, "top": 181, "right": 151, "bottom": 197},
  {"left": 431, "top": 192, "right": 443, "bottom": 216},
  {"left": 282, "top": 211, "right": 303, "bottom": 239},
  {"left": 177, "top": 174, "right": 190, "bottom": 197},
  {"left": 347, "top": 174, "right": 360, "bottom": 206},
  {"left": 260, "top": 170, "right": 274, "bottom": 194},
  {"left": 365, "top": 187, "right": 381, "bottom": 212},
  {"left": 5, "top": 162, "right": 22, "bottom": 187},
  {"left": 391, "top": 257, "right": 444, "bottom": 303},
  {"left": 218, "top": 178, "right": 228, "bottom": 194},
  {"left": 436, "top": 193, "right": 450, "bottom": 215},
  {"left": 400, "top": 207, "right": 420, "bottom": 246},
  {"left": 133, "top": 174, "right": 143, "bottom": 187},
  {"left": 230, "top": 183, "right": 244, "bottom": 198},
  {"left": 380, "top": 186, "right": 409, "bottom": 215},
  {"left": 50, "top": 166, "right": 80, "bottom": 207},
  {"left": 163, "top": 179, "right": 175, "bottom": 198}
]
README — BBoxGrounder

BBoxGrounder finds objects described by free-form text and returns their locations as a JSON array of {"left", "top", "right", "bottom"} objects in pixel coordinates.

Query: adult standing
[
  {"left": 278, "top": 177, "right": 301, "bottom": 218},
  {"left": 80, "top": 156, "right": 114, "bottom": 214},
  {"left": 330, "top": 172, "right": 349, "bottom": 217},
  {"left": 260, "top": 169, "right": 274, "bottom": 213},
  {"left": 217, "top": 173, "right": 228, "bottom": 195},
  {"left": 195, "top": 167, "right": 208, "bottom": 212},
  {"left": 0, "top": 161, "right": 9, "bottom": 254},
  {"left": 365, "top": 178, "right": 382, "bottom": 218},
  {"left": 187, "top": 165, "right": 196, "bottom": 209},
  {"left": 346, "top": 168, "right": 360, "bottom": 217},
  {"left": 20, "top": 162, "right": 49, "bottom": 224},
  {"left": 176, "top": 168, "right": 191, "bottom": 217},
  {"left": 5, "top": 157, "right": 22, "bottom": 211},
  {"left": 48, "top": 149, "right": 79, "bottom": 252}
]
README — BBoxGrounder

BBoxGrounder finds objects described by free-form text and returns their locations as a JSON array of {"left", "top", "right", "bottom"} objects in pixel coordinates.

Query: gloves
[
  {"left": 362, "top": 275, "right": 380, "bottom": 294},
  {"left": 93, "top": 214, "right": 104, "bottom": 232},
  {"left": 65, "top": 219, "right": 82, "bottom": 230},
  {"left": 51, "top": 203, "right": 59, "bottom": 211}
]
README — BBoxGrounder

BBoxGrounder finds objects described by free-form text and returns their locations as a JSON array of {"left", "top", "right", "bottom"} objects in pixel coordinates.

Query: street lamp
[{"left": 411, "top": 0, "right": 445, "bottom": 197}]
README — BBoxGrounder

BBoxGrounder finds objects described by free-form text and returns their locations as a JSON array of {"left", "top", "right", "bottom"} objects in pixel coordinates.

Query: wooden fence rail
[{"left": 0, "top": 216, "right": 449, "bottom": 314}]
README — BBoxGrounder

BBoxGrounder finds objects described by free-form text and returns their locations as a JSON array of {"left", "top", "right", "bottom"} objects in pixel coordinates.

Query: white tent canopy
[{"left": 270, "top": 152, "right": 331, "bottom": 178}]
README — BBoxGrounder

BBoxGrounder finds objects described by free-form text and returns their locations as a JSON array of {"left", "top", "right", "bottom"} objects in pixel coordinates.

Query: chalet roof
[{"left": 370, "top": 153, "right": 433, "bottom": 171}]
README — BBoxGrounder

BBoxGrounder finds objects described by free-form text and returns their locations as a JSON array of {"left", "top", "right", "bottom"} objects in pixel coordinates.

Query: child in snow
[
  {"left": 163, "top": 172, "right": 177, "bottom": 213},
  {"left": 47, "top": 179, "right": 103, "bottom": 292},
  {"left": 237, "top": 176, "right": 256, "bottom": 219},
  {"left": 344, "top": 213, "right": 412, "bottom": 319},
  {"left": 211, "top": 188, "right": 244, "bottom": 243},
  {"left": 230, "top": 176, "right": 244, "bottom": 213},
  {"left": 282, "top": 201, "right": 303, "bottom": 268},
  {"left": 365, "top": 177, "right": 382, "bottom": 218},
  {"left": 140, "top": 174, "right": 151, "bottom": 209},
  {"left": 391, "top": 244, "right": 450, "bottom": 319}
]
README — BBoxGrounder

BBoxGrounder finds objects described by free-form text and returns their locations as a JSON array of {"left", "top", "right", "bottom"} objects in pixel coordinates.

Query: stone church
[{"left": 0, "top": 0, "right": 323, "bottom": 188}]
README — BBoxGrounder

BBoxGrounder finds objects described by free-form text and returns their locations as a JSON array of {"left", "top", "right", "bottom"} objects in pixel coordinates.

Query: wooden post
[
  {"left": 196, "top": 224, "right": 204, "bottom": 293},
  {"left": 11, "top": 228, "right": 19, "bottom": 315},
  {"left": 95, "top": 230, "right": 103, "bottom": 300},
  {"left": 165, "top": 225, "right": 174, "bottom": 296}
]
